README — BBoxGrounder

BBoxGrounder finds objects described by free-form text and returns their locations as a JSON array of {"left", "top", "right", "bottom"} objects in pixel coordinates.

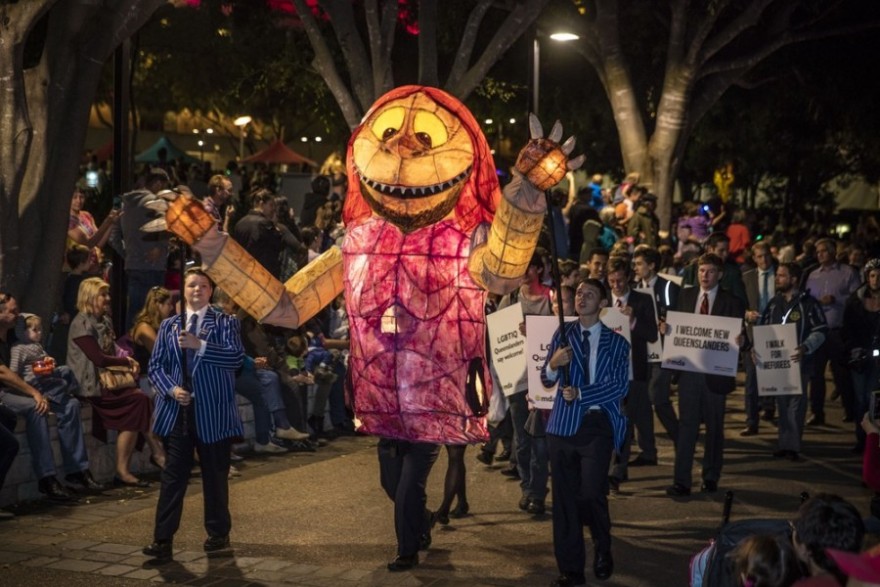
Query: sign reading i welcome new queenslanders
[{"left": 661, "top": 311, "right": 742, "bottom": 376}]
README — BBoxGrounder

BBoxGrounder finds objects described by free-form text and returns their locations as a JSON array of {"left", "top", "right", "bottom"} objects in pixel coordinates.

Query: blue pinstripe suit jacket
[
  {"left": 149, "top": 306, "right": 244, "bottom": 443},
  {"left": 540, "top": 321, "right": 630, "bottom": 451}
]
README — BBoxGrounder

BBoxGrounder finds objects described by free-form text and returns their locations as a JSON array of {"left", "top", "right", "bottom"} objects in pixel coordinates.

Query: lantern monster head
[{"left": 345, "top": 86, "right": 499, "bottom": 233}]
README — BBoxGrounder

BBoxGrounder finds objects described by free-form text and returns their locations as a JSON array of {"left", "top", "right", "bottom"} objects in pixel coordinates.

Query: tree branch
[
  {"left": 445, "top": 0, "right": 492, "bottom": 90},
  {"left": 293, "top": 0, "right": 362, "bottom": 128},
  {"left": 320, "top": 0, "right": 375, "bottom": 111},
  {"left": 684, "top": 0, "right": 733, "bottom": 66},
  {"left": 699, "top": 0, "right": 775, "bottom": 65},
  {"left": 364, "top": 0, "right": 393, "bottom": 99},
  {"left": 418, "top": 0, "right": 439, "bottom": 87},
  {"left": 445, "top": 0, "right": 549, "bottom": 100}
]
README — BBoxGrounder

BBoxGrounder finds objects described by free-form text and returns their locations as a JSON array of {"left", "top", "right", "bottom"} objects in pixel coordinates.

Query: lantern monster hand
[
  {"left": 142, "top": 187, "right": 343, "bottom": 329},
  {"left": 469, "top": 115, "right": 584, "bottom": 294}
]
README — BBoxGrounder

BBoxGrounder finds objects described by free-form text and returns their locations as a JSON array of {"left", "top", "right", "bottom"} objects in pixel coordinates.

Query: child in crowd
[
  {"left": 732, "top": 534, "right": 804, "bottom": 587},
  {"left": 10, "top": 314, "right": 81, "bottom": 398}
]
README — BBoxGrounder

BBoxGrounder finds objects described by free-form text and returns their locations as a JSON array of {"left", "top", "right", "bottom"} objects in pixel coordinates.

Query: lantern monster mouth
[{"left": 356, "top": 165, "right": 472, "bottom": 199}]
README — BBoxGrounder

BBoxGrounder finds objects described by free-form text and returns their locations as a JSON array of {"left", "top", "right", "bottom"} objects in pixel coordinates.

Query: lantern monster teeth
[{"left": 357, "top": 166, "right": 472, "bottom": 199}]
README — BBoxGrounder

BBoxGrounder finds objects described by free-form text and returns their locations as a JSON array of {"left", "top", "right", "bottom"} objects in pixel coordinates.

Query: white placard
[
  {"left": 753, "top": 323, "right": 803, "bottom": 396},
  {"left": 486, "top": 303, "right": 527, "bottom": 397},
  {"left": 661, "top": 311, "right": 742, "bottom": 376},
  {"left": 635, "top": 287, "right": 663, "bottom": 362},
  {"left": 525, "top": 315, "right": 577, "bottom": 410}
]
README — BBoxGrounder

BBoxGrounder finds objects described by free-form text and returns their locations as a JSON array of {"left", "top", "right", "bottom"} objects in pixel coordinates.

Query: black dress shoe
[
  {"left": 450, "top": 500, "right": 469, "bottom": 518},
  {"left": 700, "top": 480, "right": 718, "bottom": 493},
  {"left": 475, "top": 450, "right": 494, "bottom": 466},
  {"left": 806, "top": 414, "right": 825, "bottom": 426},
  {"left": 38, "top": 476, "right": 72, "bottom": 502},
  {"left": 418, "top": 511, "right": 435, "bottom": 550},
  {"left": 387, "top": 553, "right": 418, "bottom": 572},
  {"left": 113, "top": 476, "right": 150, "bottom": 488},
  {"left": 549, "top": 573, "right": 586, "bottom": 587},
  {"left": 496, "top": 449, "right": 511, "bottom": 462},
  {"left": 527, "top": 498, "right": 546, "bottom": 515},
  {"left": 594, "top": 550, "right": 614, "bottom": 580},
  {"left": 500, "top": 466, "right": 520, "bottom": 479},
  {"left": 203, "top": 535, "right": 230, "bottom": 553},
  {"left": 665, "top": 483, "right": 691, "bottom": 497},
  {"left": 628, "top": 454, "right": 658, "bottom": 467},
  {"left": 518, "top": 495, "right": 531, "bottom": 511},
  {"left": 608, "top": 476, "right": 621, "bottom": 494},
  {"left": 65, "top": 470, "right": 104, "bottom": 491},
  {"left": 739, "top": 426, "right": 758, "bottom": 437},
  {"left": 142, "top": 540, "right": 173, "bottom": 561}
]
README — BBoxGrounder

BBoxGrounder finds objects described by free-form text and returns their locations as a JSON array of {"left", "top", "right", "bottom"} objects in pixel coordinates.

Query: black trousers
[
  {"left": 548, "top": 412, "right": 614, "bottom": 578},
  {"left": 377, "top": 438, "right": 440, "bottom": 557},
  {"left": 153, "top": 405, "right": 232, "bottom": 542},
  {"left": 0, "top": 405, "right": 19, "bottom": 488}
]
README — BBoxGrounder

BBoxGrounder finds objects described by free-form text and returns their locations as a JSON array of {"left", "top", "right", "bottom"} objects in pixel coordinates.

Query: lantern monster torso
[
  {"left": 343, "top": 86, "right": 499, "bottom": 444},
  {"left": 343, "top": 217, "right": 488, "bottom": 443}
]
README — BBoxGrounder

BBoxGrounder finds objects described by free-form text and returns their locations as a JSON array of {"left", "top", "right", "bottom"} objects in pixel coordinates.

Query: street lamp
[
  {"left": 234, "top": 115, "right": 252, "bottom": 161},
  {"left": 530, "top": 30, "right": 580, "bottom": 116}
]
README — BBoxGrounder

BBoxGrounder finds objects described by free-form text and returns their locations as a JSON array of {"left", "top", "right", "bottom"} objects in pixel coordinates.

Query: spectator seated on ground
[
  {"left": 792, "top": 494, "right": 865, "bottom": 586},
  {"left": 732, "top": 533, "right": 805, "bottom": 587}
]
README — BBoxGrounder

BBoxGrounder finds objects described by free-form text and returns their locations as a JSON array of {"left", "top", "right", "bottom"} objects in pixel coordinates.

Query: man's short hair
[
  {"left": 751, "top": 241, "right": 771, "bottom": 256},
  {"left": 607, "top": 256, "right": 631, "bottom": 277},
  {"left": 588, "top": 248, "right": 609, "bottom": 263},
  {"left": 793, "top": 494, "right": 864, "bottom": 577},
  {"left": 697, "top": 253, "right": 724, "bottom": 269},
  {"left": 184, "top": 267, "right": 214, "bottom": 289},
  {"left": 577, "top": 277, "right": 608, "bottom": 301},
  {"left": 780, "top": 262, "right": 803, "bottom": 283},
  {"left": 633, "top": 245, "right": 660, "bottom": 269},
  {"left": 815, "top": 237, "right": 837, "bottom": 253},
  {"left": 705, "top": 232, "right": 730, "bottom": 249}
]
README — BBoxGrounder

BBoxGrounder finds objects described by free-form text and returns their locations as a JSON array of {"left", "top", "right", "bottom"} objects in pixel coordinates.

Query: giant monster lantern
[{"left": 144, "top": 85, "right": 582, "bottom": 445}]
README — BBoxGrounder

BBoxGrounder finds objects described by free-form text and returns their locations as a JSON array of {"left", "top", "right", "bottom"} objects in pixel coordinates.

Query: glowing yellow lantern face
[{"left": 351, "top": 92, "right": 475, "bottom": 231}]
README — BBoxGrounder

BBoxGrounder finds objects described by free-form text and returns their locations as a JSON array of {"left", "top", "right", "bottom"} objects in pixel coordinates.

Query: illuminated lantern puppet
[{"left": 145, "top": 85, "right": 581, "bottom": 445}]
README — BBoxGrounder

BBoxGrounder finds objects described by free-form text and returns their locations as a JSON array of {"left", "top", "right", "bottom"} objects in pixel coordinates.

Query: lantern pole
[{"left": 543, "top": 189, "right": 570, "bottom": 387}]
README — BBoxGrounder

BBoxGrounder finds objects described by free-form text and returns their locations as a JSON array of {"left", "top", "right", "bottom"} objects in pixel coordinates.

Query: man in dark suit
[
  {"left": 541, "top": 278, "right": 630, "bottom": 586},
  {"left": 606, "top": 258, "right": 659, "bottom": 491},
  {"left": 741, "top": 241, "right": 777, "bottom": 435},
  {"left": 632, "top": 245, "right": 680, "bottom": 443},
  {"left": 143, "top": 268, "right": 244, "bottom": 561},
  {"left": 680, "top": 232, "right": 748, "bottom": 306},
  {"left": 663, "top": 254, "right": 745, "bottom": 497}
]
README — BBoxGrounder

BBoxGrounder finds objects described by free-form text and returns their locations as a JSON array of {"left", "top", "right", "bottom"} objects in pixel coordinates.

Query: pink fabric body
[{"left": 343, "top": 216, "right": 490, "bottom": 444}]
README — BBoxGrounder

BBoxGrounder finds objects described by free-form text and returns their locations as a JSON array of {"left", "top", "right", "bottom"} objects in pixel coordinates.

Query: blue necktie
[
  {"left": 760, "top": 271, "right": 770, "bottom": 311},
  {"left": 186, "top": 314, "right": 198, "bottom": 375},
  {"left": 582, "top": 329, "right": 591, "bottom": 386}
]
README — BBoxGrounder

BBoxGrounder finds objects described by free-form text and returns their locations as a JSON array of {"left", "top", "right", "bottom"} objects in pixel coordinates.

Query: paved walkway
[{"left": 0, "top": 383, "right": 874, "bottom": 586}]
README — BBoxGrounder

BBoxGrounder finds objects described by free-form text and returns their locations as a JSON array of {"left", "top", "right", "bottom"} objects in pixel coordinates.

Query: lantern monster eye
[
  {"left": 413, "top": 111, "right": 448, "bottom": 149},
  {"left": 371, "top": 106, "right": 405, "bottom": 142}
]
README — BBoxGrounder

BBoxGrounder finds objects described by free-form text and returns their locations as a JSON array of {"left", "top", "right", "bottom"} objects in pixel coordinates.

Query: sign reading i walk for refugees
[
  {"left": 753, "top": 323, "right": 802, "bottom": 396},
  {"left": 486, "top": 303, "right": 527, "bottom": 397},
  {"left": 525, "top": 315, "right": 577, "bottom": 410},
  {"left": 661, "top": 311, "right": 741, "bottom": 376}
]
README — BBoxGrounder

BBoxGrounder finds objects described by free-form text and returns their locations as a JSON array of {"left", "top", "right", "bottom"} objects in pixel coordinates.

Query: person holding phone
[{"left": 755, "top": 262, "right": 827, "bottom": 461}]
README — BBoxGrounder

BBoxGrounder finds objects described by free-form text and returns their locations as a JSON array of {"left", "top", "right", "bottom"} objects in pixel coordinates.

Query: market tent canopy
[
  {"left": 242, "top": 139, "right": 317, "bottom": 167},
  {"left": 135, "top": 135, "right": 199, "bottom": 164}
]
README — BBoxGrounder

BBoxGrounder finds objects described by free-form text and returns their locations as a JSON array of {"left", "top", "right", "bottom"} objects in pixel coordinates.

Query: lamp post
[
  {"left": 234, "top": 115, "right": 252, "bottom": 161},
  {"left": 530, "top": 30, "right": 580, "bottom": 117}
]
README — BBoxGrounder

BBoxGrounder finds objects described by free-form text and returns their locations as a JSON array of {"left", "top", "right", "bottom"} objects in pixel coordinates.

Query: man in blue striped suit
[
  {"left": 143, "top": 268, "right": 244, "bottom": 562},
  {"left": 541, "top": 279, "right": 630, "bottom": 586}
]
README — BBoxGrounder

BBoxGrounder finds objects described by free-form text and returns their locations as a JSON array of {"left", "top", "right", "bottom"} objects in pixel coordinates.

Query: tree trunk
[{"left": 0, "top": 0, "right": 163, "bottom": 321}]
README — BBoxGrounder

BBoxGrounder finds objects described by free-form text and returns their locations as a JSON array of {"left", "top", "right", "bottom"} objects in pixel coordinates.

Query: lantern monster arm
[
  {"left": 469, "top": 115, "right": 585, "bottom": 295},
  {"left": 148, "top": 192, "right": 343, "bottom": 329}
]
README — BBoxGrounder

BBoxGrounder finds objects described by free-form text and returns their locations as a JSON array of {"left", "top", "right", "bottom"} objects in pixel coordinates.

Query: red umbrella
[{"left": 241, "top": 139, "right": 317, "bottom": 167}]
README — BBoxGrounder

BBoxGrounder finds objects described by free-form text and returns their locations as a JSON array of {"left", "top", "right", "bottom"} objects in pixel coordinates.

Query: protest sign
[
  {"left": 525, "top": 315, "right": 577, "bottom": 410},
  {"left": 635, "top": 287, "right": 663, "bottom": 362},
  {"left": 486, "top": 303, "right": 526, "bottom": 397},
  {"left": 753, "top": 323, "right": 802, "bottom": 396},
  {"left": 661, "top": 311, "right": 741, "bottom": 376}
]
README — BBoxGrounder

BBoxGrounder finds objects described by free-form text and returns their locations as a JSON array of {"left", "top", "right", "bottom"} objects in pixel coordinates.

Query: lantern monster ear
[{"left": 516, "top": 114, "right": 584, "bottom": 191}]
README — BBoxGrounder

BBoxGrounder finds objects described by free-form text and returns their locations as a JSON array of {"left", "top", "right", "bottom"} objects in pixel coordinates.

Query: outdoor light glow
[
  {"left": 315, "top": 137, "right": 322, "bottom": 142},
  {"left": 485, "top": 118, "right": 493, "bottom": 125},
  {"left": 301, "top": 137, "right": 308, "bottom": 142},
  {"left": 197, "top": 140, "right": 204, "bottom": 147},
  {"left": 549, "top": 32, "right": 579, "bottom": 42},
  {"left": 192, "top": 129, "right": 199, "bottom": 134},
  {"left": 509, "top": 118, "right": 516, "bottom": 124},
  {"left": 206, "top": 128, "right": 214, "bottom": 134},
  {"left": 233, "top": 116, "right": 252, "bottom": 127}
]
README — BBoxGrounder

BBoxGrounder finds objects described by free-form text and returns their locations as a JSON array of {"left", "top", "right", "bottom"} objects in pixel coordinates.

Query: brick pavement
[{"left": 0, "top": 383, "right": 875, "bottom": 587}]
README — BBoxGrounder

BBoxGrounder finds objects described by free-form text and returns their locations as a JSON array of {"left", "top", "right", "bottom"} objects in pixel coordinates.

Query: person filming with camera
[
  {"left": 755, "top": 262, "right": 827, "bottom": 461},
  {"left": 843, "top": 259, "right": 880, "bottom": 454}
]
